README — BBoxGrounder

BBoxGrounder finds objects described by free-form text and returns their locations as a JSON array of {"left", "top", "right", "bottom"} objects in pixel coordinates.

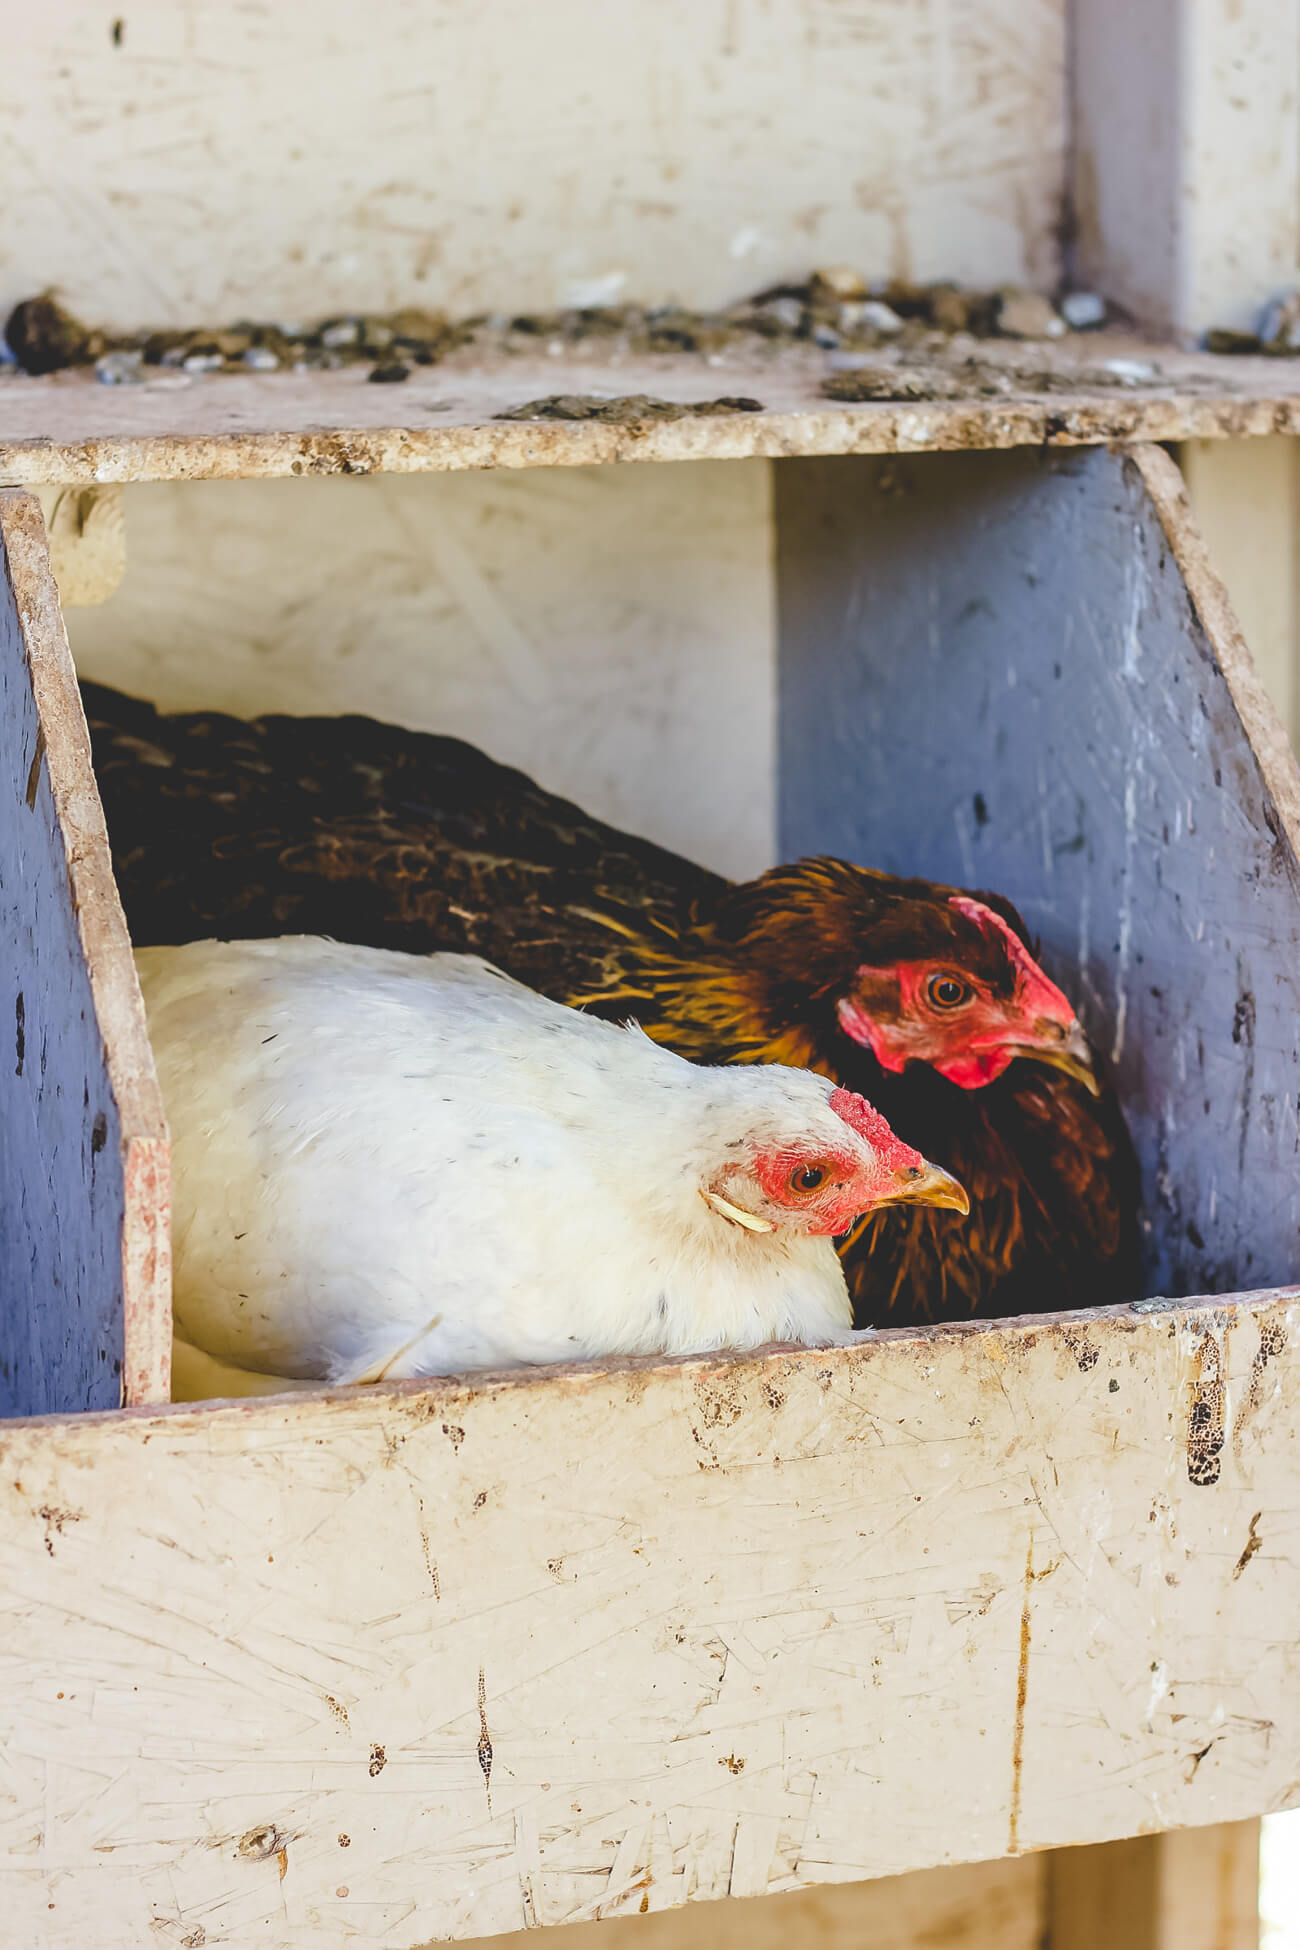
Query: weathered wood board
[
  {"left": 1, "top": 343, "right": 1300, "bottom": 485},
  {"left": 777, "top": 442, "right": 1300, "bottom": 1299},
  {"left": 0, "top": 492, "right": 168, "bottom": 1411},
  {"left": 0, "top": 1296, "right": 1294, "bottom": 1945},
  {"left": 494, "top": 1851, "right": 1049, "bottom": 1950},
  {"left": 0, "top": 0, "right": 1067, "bottom": 331}
]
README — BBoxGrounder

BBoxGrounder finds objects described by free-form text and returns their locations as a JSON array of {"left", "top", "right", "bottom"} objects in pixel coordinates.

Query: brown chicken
[{"left": 82, "top": 681, "right": 1140, "bottom": 1323}]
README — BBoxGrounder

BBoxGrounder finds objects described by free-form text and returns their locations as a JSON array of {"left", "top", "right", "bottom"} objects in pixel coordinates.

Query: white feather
[{"left": 137, "top": 938, "right": 875, "bottom": 1383}]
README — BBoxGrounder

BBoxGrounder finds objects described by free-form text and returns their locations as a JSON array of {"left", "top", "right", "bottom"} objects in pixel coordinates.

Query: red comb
[
  {"left": 829, "top": 1087, "right": 924, "bottom": 1172},
  {"left": 948, "top": 896, "right": 1076, "bottom": 1025}
]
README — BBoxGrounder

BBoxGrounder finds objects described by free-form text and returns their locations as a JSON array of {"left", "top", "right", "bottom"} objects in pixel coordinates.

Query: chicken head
[{"left": 701, "top": 1083, "right": 969, "bottom": 1237}]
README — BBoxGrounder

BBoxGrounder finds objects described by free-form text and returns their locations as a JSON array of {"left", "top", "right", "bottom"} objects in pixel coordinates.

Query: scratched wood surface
[
  {"left": 488, "top": 1852, "right": 1048, "bottom": 1950},
  {"left": 0, "top": 493, "right": 169, "bottom": 1411},
  {"left": 1, "top": 342, "right": 1299, "bottom": 485},
  {"left": 1048, "top": 1821, "right": 1262, "bottom": 1950},
  {"left": 778, "top": 441, "right": 1300, "bottom": 1301},
  {"left": 0, "top": 1296, "right": 1295, "bottom": 1946},
  {"left": 0, "top": 0, "right": 1065, "bottom": 330}
]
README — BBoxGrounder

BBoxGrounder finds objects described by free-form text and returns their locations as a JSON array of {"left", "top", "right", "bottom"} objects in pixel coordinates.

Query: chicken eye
[
  {"left": 790, "top": 1163, "right": 828, "bottom": 1195},
  {"left": 927, "top": 973, "right": 972, "bottom": 1010}
]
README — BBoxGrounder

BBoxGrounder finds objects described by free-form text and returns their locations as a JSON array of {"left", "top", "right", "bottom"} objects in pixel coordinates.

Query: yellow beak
[
  {"left": 882, "top": 1160, "right": 971, "bottom": 1216},
  {"left": 1016, "top": 1018, "right": 1101, "bottom": 1096}
]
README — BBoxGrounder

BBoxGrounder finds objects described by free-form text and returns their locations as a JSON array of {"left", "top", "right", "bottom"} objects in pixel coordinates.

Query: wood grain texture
[
  {"left": 1181, "top": 439, "right": 1299, "bottom": 748},
  {"left": 1072, "top": 0, "right": 1299, "bottom": 338},
  {"left": 0, "top": 0, "right": 1064, "bottom": 329},
  {"left": 35, "top": 486, "right": 126, "bottom": 608},
  {"left": 486, "top": 1853, "right": 1046, "bottom": 1950},
  {"left": 1048, "top": 1820, "right": 1261, "bottom": 1950},
  {"left": 0, "top": 492, "right": 168, "bottom": 1409},
  {"left": 64, "top": 463, "right": 778, "bottom": 884},
  {"left": 0, "top": 1295, "right": 1295, "bottom": 1945},
  {"left": 776, "top": 442, "right": 1300, "bottom": 1300},
  {"left": 1, "top": 342, "right": 1300, "bottom": 485}
]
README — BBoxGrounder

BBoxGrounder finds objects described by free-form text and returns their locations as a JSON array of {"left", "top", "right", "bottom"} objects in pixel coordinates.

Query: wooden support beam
[
  {"left": 1048, "top": 1821, "right": 1261, "bottom": 1950},
  {"left": 1180, "top": 439, "right": 1299, "bottom": 748},
  {"left": 1072, "top": 0, "right": 1300, "bottom": 338},
  {"left": 35, "top": 485, "right": 125, "bottom": 607},
  {"left": 486, "top": 1856, "right": 1047, "bottom": 1950}
]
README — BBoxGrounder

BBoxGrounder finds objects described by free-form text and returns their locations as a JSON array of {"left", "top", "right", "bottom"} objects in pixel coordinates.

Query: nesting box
[{"left": 0, "top": 391, "right": 1297, "bottom": 1946}]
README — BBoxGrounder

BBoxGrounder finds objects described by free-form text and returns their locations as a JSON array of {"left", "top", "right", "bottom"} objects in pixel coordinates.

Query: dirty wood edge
[
  {"left": 1128, "top": 442, "right": 1300, "bottom": 862},
  {"left": 0, "top": 1285, "right": 1292, "bottom": 1442},
  {"left": 5, "top": 393, "right": 1300, "bottom": 486},
  {"left": 0, "top": 490, "right": 170, "bottom": 1406}
]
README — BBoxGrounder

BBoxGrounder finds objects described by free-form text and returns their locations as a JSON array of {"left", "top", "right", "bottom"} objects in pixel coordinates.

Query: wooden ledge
[{"left": 2, "top": 339, "right": 1299, "bottom": 483}]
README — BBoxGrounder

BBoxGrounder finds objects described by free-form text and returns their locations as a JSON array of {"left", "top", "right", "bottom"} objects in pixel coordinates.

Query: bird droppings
[
  {"left": 4, "top": 295, "right": 101, "bottom": 374},
  {"left": 820, "top": 357, "right": 1171, "bottom": 403},
  {"left": 24, "top": 729, "right": 45, "bottom": 811},
  {"left": 1209, "top": 288, "right": 1300, "bottom": 356},
  {"left": 37, "top": 1504, "right": 86, "bottom": 1557},
  {"left": 368, "top": 1744, "right": 386, "bottom": 1777},
  {"left": 1059, "top": 1328, "right": 1099, "bottom": 1371},
  {"left": 494, "top": 392, "right": 764, "bottom": 423},
  {"left": 1187, "top": 1333, "right": 1228, "bottom": 1486},
  {"left": 477, "top": 1667, "right": 493, "bottom": 1808},
  {"left": 1233, "top": 1315, "right": 1288, "bottom": 1463},
  {"left": 0, "top": 273, "right": 1153, "bottom": 386},
  {"left": 237, "top": 1825, "right": 286, "bottom": 1862},
  {"left": 1061, "top": 291, "right": 1108, "bottom": 330},
  {"left": 692, "top": 1373, "right": 745, "bottom": 1429},
  {"left": 1233, "top": 1512, "right": 1263, "bottom": 1580}
]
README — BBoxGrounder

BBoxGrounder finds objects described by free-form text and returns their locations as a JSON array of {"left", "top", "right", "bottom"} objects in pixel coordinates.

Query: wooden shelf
[{"left": 2, "top": 337, "right": 1298, "bottom": 483}]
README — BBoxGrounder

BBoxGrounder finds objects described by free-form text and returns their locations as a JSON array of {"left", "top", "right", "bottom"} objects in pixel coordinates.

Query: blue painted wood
[
  {"left": 0, "top": 505, "right": 127, "bottom": 1414},
  {"left": 776, "top": 446, "right": 1300, "bottom": 1299}
]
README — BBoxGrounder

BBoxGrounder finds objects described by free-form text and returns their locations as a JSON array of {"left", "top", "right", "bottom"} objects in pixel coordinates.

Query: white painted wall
[
  {"left": 1, "top": 0, "right": 1066, "bottom": 330},
  {"left": 64, "top": 465, "right": 777, "bottom": 881},
  {"left": 1073, "top": 0, "right": 1300, "bottom": 338},
  {"left": 1182, "top": 438, "right": 1299, "bottom": 744}
]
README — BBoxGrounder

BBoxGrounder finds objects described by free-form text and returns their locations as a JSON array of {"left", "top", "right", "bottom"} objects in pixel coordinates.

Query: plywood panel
[
  {"left": 0, "top": 0, "right": 1065, "bottom": 331},
  {"left": 776, "top": 442, "right": 1300, "bottom": 1299},
  {"left": 2, "top": 342, "right": 1300, "bottom": 486},
  {"left": 64, "top": 462, "right": 776, "bottom": 882},
  {"left": 0, "top": 1295, "right": 1295, "bottom": 1944},
  {"left": 1072, "top": 0, "right": 1300, "bottom": 337},
  {"left": 1181, "top": 439, "right": 1298, "bottom": 748},
  {"left": 483, "top": 1853, "right": 1046, "bottom": 1949},
  {"left": 0, "top": 492, "right": 168, "bottom": 1411},
  {"left": 1049, "top": 1820, "right": 1260, "bottom": 1950}
]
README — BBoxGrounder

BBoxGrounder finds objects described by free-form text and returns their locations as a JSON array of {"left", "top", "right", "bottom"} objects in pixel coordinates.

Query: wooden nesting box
[{"left": 0, "top": 370, "right": 1298, "bottom": 1947}]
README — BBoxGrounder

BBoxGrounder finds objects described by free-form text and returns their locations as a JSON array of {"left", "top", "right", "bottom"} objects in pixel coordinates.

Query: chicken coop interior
[{"left": 2, "top": 3, "right": 1300, "bottom": 1948}]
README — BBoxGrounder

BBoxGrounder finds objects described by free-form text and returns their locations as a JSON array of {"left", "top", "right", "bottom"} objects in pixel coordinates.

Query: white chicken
[{"left": 137, "top": 939, "right": 968, "bottom": 1387}]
